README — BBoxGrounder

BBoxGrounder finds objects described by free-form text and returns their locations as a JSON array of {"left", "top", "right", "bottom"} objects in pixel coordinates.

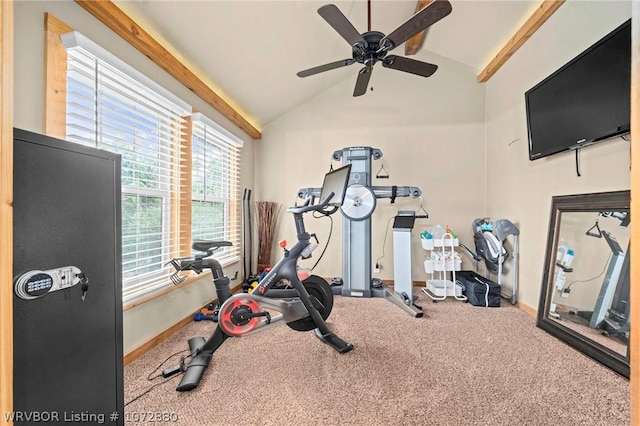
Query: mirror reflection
[
  {"left": 548, "top": 211, "right": 630, "bottom": 357},
  {"left": 537, "top": 190, "right": 630, "bottom": 378}
]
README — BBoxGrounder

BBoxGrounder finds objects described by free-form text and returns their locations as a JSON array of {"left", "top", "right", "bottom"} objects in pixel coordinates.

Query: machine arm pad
[{"left": 370, "top": 186, "right": 422, "bottom": 198}]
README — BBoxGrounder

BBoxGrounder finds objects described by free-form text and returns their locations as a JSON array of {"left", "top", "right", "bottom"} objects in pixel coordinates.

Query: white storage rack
[{"left": 421, "top": 233, "right": 466, "bottom": 301}]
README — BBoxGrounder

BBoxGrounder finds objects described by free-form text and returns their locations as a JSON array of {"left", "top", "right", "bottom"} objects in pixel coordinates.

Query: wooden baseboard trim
[
  {"left": 516, "top": 301, "right": 537, "bottom": 317},
  {"left": 123, "top": 283, "right": 242, "bottom": 365}
]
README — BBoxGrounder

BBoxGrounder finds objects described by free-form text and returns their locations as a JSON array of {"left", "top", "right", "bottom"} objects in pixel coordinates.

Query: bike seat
[{"left": 192, "top": 240, "right": 232, "bottom": 253}]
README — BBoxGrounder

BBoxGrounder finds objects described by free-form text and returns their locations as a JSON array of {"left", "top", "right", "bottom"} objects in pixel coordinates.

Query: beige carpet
[{"left": 124, "top": 289, "right": 630, "bottom": 425}]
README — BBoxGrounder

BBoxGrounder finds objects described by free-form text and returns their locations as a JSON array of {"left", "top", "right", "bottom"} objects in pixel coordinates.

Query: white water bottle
[
  {"left": 432, "top": 225, "right": 445, "bottom": 240},
  {"left": 562, "top": 249, "right": 575, "bottom": 268},
  {"left": 557, "top": 241, "right": 568, "bottom": 263}
]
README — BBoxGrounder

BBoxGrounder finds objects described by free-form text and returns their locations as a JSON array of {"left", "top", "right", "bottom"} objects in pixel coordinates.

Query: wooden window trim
[
  {"left": 45, "top": 14, "right": 194, "bottom": 308},
  {"left": 122, "top": 270, "right": 209, "bottom": 311},
  {"left": 178, "top": 115, "right": 193, "bottom": 259},
  {"left": 44, "top": 13, "right": 71, "bottom": 139}
]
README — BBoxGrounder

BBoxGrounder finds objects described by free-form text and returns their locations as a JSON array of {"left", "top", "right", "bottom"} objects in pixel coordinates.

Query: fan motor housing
[{"left": 353, "top": 31, "right": 388, "bottom": 65}]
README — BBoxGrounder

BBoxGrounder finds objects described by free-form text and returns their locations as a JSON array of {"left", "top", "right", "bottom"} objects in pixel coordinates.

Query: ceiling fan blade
[
  {"left": 380, "top": 0, "right": 452, "bottom": 51},
  {"left": 297, "top": 59, "right": 356, "bottom": 78},
  {"left": 353, "top": 66, "right": 372, "bottom": 97},
  {"left": 382, "top": 55, "right": 438, "bottom": 77},
  {"left": 318, "top": 4, "right": 368, "bottom": 49}
]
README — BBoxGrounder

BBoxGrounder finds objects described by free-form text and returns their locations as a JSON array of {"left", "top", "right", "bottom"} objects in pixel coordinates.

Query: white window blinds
[
  {"left": 62, "top": 31, "right": 191, "bottom": 303},
  {"left": 191, "top": 112, "right": 242, "bottom": 265}
]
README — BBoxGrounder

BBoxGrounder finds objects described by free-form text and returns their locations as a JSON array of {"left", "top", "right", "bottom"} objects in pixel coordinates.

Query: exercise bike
[{"left": 165, "top": 165, "right": 355, "bottom": 391}]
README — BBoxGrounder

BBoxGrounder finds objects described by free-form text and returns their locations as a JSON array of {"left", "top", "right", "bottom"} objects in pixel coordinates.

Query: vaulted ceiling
[{"left": 113, "top": 0, "right": 540, "bottom": 131}]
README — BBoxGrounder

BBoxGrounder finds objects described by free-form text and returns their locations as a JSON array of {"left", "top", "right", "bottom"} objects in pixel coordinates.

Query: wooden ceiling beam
[
  {"left": 74, "top": 0, "right": 261, "bottom": 139},
  {"left": 477, "top": 0, "right": 565, "bottom": 83},
  {"left": 404, "top": 0, "right": 434, "bottom": 56}
]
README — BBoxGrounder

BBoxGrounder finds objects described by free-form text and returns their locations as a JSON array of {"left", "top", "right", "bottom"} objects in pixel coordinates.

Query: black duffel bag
[{"left": 455, "top": 270, "right": 500, "bottom": 307}]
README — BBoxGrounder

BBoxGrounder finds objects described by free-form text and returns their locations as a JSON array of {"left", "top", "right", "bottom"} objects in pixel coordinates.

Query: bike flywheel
[{"left": 219, "top": 297, "right": 262, "bottom": 337}]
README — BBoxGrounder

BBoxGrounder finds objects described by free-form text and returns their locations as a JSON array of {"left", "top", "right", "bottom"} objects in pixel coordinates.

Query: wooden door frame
[{"left": 0, "top": 0, "right": 13, "bottom": 423}]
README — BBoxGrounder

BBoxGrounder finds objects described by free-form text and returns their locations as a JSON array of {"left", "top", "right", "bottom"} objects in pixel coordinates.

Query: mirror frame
[{"left": 536, "top": 190, "right": 630, "bottom": 378}]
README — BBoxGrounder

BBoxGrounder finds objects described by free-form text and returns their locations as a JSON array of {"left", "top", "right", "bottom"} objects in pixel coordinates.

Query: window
[
  {"left": 62, "top": 31, "right": 191, "bottom": 302},
  {"left": 191, "top": 113, "right": 242, "bottom": 264}
]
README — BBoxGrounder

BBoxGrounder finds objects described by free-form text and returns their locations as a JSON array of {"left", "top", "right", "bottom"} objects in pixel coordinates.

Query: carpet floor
[{"left": 124, "top": 288, "right": 630, "bottom": 425}]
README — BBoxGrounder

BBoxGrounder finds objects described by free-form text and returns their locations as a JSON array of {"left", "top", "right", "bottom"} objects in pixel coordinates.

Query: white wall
[
  {"left": 256, "top": 50, "right": 486, "bottom": 284},
  {"left": 484, "top": 0, "right": 632, "bottom": 310},
  {"left": 255, "top": 0, "right": 633, "bottom": 314},
  {"left": 13, "top": 0, "right": 256, "bottom": 354}
]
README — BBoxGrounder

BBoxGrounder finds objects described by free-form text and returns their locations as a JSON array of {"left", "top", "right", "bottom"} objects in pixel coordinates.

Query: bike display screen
[{"left": 319, "top": 164, "right": 351, "bottom": 206}]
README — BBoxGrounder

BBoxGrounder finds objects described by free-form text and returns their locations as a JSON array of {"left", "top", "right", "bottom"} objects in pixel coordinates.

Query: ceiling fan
[{"left": 296, "top": 0, "right": 452, "bottom": 96}]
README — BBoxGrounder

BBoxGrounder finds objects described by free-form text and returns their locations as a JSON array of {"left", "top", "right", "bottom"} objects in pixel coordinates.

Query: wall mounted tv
[{"left": 525, "top": 19, "right": 630, "bottom": 161}]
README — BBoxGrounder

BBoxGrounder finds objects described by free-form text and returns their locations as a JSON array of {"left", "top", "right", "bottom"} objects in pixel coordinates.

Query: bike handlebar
[{"left": 287, "top": 191, "right": 336, "bottom": 215}]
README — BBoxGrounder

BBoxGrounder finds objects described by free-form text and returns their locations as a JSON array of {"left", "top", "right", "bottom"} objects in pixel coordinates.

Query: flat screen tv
[{"left": 525, "top": 19, "right": 630, "bottom": 161}]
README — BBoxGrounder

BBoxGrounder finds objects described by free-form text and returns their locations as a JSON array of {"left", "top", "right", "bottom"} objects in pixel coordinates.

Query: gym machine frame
[{"left": 298, "top": 146, "right": 423, "bottom": 317}]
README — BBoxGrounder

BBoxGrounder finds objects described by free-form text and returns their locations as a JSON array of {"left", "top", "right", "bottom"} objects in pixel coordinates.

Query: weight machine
[
  {"left": 298, "top": 146, "right": 423, "bottom": 317},
  {"left": 578, "top": 212, "right": 631, "bottom": 339}
]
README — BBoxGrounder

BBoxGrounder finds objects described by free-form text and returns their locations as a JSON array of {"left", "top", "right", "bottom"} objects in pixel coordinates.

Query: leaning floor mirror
[{"left": 537, "top": 190, "right": 630, "bottom": 378}]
